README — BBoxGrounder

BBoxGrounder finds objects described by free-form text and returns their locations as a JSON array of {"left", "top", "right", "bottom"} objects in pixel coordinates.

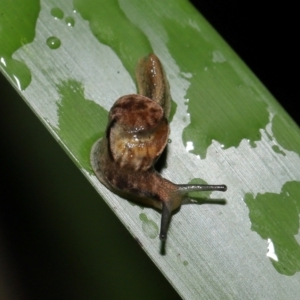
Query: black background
[{"left": 192, "top": 0, "right": 299, "bottom": 125}]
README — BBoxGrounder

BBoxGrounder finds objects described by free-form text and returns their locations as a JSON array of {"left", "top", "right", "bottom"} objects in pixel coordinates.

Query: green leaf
[{"left": 2, "top": 0, "right": 300, "bottom": 298}]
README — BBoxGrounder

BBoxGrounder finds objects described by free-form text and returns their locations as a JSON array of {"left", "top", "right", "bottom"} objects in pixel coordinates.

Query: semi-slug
[{"left": 91, "top": 54, "right": 227, "bottom": 241}]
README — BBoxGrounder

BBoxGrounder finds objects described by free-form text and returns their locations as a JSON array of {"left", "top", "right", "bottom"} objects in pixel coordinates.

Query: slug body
[{"left": 91, "top": 54, "right": 226, "bottom": 241}]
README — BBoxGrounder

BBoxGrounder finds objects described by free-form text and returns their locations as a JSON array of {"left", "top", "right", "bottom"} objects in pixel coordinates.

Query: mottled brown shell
[{"left": 108, "top": 94, "right": 169, "bottom": 171}]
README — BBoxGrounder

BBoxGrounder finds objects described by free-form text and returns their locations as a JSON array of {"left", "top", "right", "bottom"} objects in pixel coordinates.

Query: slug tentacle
[
  {"left": 160, "top": 202, "right": 172, "bottom": 241},
  {"left": 91, "top": 53, "right": 227, "bottom": 242},
  {"left": 176, "top": 184, "right": 227, "bottom": 193}
]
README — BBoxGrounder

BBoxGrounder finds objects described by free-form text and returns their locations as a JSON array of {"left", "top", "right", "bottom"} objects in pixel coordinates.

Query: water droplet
[
  {"left": 212, "top": 50, "right": 226, "bottom": 63},
  {"left": 65, "top": 16, "right": 75, "bottom": 27},
  {"left": 0, "top": 55, "right": 31, "bottom": 90},
  {"left": 139, "top": 213, "right": 159, "bottom": 239},
  {"left": 168, "top": 139, "right": 172, "bottom": 143},
  {"left": 46, "top": 36, "right": 61, "bottom": 49},
  {"left": 51, "top": 7, "right": 64, "bottom": 19}
]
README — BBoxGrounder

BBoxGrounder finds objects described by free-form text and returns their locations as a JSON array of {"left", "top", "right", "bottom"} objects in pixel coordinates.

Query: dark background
[
  {"left": 0, "top": 1, "right": 298, "bottom": 299},
  {"left": 193, "top": 1, "right": 299, "bottom": 125}
]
